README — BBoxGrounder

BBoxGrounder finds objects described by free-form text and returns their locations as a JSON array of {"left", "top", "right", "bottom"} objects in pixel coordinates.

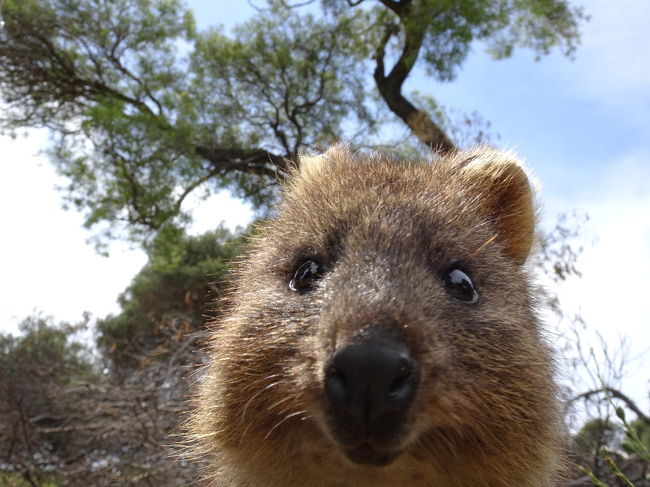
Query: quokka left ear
[{"left": 459, "top": 150, "right": 536, "bottom": 265}]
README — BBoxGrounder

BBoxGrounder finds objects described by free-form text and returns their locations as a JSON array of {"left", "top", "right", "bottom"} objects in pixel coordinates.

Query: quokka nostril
[
  {"left": 389, "top": 358, "right": 415, "bottom": 399},
  {"left": 389, "top": 375, "right": 406, "bottom": 395},
  {"left": 332, "top": 367, "right": 346, "bottom": 384},
  {"left": 325, "top": 366, "right": 348, "bottom": 403}
]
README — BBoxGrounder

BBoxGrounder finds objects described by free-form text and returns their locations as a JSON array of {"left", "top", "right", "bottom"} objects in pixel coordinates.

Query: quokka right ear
[{"left": 459, "top": 150, "right": 536, "bottom": 265}]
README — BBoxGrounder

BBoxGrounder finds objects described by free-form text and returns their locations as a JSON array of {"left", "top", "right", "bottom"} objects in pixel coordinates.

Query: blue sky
[{"left": 1, "top": 0, "right": 648, "bottom": 414}]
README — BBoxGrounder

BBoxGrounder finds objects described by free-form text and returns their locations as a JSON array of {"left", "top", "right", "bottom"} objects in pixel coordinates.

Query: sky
[{"left": 1, "top": 0, "right": 648, "bottom": 415}]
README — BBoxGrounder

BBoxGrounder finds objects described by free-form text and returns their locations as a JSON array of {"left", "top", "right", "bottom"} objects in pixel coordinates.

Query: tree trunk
[{"left": 373, "top": 0, "right": 456, "bottom": 155}]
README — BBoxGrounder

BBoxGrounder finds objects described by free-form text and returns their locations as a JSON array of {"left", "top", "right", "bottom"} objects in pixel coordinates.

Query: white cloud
[
  {"left": 187, "top": 189, "right": 255, "bottom": 236},
  {"left": 0, "top": 131, "right": 254, "bottom": 335},
  {"left": 0, "top": 131, "right": 146, "bottom": 333},
  {"left": 552, "top": 0, "right": 650, "bottom": 130}
]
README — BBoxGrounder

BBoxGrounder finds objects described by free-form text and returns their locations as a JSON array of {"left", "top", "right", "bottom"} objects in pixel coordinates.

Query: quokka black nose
[{"left": 325, "top": 341, "right": 418, "bottom": 429}]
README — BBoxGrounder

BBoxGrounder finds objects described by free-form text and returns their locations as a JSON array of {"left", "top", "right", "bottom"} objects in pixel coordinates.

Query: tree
[
  {"left": 0, "top": 314, "right": 203, "bottom": 486},
  {"left": 0, "top": 225, "right": 253, "bottom": 484},
  {"left": 323, "top": 0, "right": 583, "bottom": 152},
  {"left": 98, "top": 224, "right": 246, "bottom": 368},
  {"left": 0, "top": 0, "right": 584, "bottom": 245}
]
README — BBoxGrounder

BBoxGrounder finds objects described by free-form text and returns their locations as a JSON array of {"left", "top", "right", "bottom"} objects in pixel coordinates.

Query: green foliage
[
  {"left": 574, "top": 406, "right": 650, "bottom": 486},
  {"left": 575, "top": 418, "right": 623, "bottom": 454},
  {"left": 97, "top": 225, "right": 246, "bottom": 365},
  {"left": 0, "top": 0, "right": 201, "bottom": 244},
  {"left": 322, "top": 0, "right": 584, "bottom": 81},
  {"left": 0, "top": 0, "right": 585, "bottom": 245},
  {"left": 0, "top": 316, "right": 96, "bottom": 485},
  {"left": 617, "top": 408, "right": 650, "bottom": 463},
  {"left": 0, "top": 314, "right": 93, "bottom": 382},
  {"left": 0, "top": 315, "right": 95, "bottom": 420},
  {"left": 627, "top": 419, "right": 650, "bottom": 457},
  {"left": 190, "top": 7, "right": 372, "bottom": 157},
  {"left": 0, "top": 0, "right": 195, "bottom": 124}
]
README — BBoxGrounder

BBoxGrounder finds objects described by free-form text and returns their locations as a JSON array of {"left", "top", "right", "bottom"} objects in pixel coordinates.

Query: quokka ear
[{"left": 460, "top": 151, "right": 536, "bottom": 264}]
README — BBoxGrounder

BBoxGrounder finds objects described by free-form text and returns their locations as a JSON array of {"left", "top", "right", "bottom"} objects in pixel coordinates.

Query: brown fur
[{"left": 188, "top": 146, "right": 564, "bottom": 486}]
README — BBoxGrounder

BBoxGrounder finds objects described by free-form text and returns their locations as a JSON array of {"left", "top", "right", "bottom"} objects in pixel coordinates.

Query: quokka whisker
[{"left": 264, "top": 410, "right": 308, "bottom": 440}]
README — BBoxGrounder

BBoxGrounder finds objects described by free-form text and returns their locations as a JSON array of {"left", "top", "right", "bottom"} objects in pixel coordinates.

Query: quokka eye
[
  {"left": 289, "top": 260, "right": 323, "bottom": 293},
  {"left": 444, "top": 267, "right": 479, "bottom": 304}
]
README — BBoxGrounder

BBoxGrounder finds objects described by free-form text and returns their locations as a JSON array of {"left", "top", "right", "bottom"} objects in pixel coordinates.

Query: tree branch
[
  {"left": 372, "top": 4, "right": 455, "bottom": 154},
  {"left": 195, "top": 146, "right": 285, "bottom": 179},
  {"left": 106, "top": 52, "right": 164, "bottom": 116},
  {"left": 377, "top": 0, "right": 404, "bottom": 15},
  {"left": 279, "top": 0, "right": 318, "bottom": 7},
  {"left": 571, "top": 387, "right": 650, "bottom": 426},
  {"left": 172, "top": 167, "right": 226, "bottom": 215}
]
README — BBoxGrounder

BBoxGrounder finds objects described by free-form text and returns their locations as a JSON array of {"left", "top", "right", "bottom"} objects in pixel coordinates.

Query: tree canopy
[
  {"left": 0, "top": 0, "right": 584, "bottom": 245},
  {"left": 98, "top": 225, "right": 246, "bottom": 367}
]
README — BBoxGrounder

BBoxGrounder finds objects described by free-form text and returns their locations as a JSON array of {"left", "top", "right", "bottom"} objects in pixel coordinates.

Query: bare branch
[
  {"left": 279, "top": 0, "right": 318, "bottom": 7},
  {"left": 571, "top": 387, "right": 650, "bottom": 426},
  {"left": 195, "top": 146, "right": 286, "bottom": 179}
]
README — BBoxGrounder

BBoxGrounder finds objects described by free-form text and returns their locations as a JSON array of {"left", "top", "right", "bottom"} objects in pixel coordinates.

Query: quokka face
[{"left": 189, "top": 146, "right": 563, "bottom": 487}]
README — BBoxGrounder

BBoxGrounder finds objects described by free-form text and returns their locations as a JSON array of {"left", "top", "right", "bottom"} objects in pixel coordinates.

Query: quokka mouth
[{"left": 343, "top": 442, "right": 402, "bottom": 467}]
